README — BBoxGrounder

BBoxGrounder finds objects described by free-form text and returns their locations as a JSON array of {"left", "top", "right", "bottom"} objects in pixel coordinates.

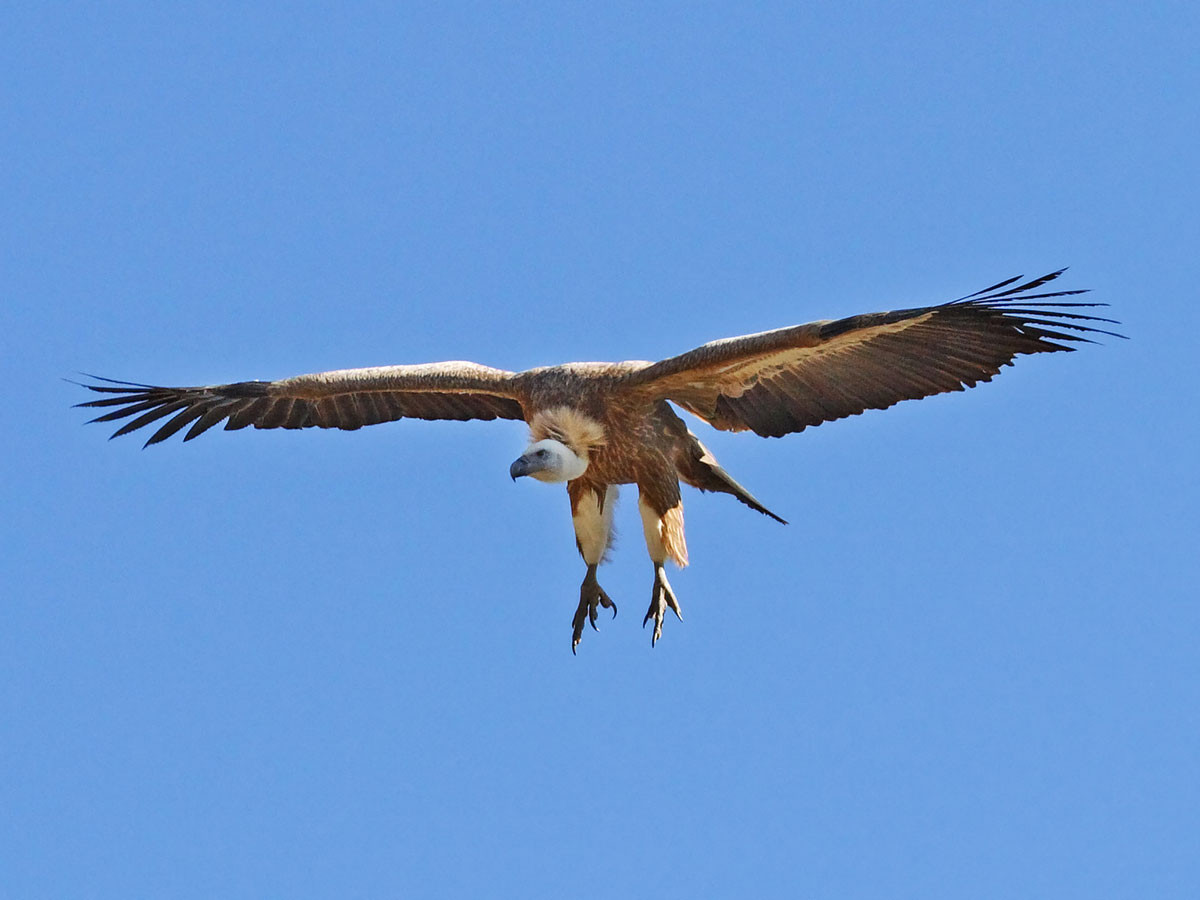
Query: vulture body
[{"left": 76, "top": 270, "right": 1118, "bottom": 650}]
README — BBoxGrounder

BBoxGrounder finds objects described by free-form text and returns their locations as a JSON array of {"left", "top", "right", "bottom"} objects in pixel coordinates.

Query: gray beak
[{"left": 510, "top": 455, "right": 533, "bottom": 481}]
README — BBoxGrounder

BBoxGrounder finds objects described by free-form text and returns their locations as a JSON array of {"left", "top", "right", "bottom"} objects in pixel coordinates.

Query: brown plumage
[{"left": 75, "top": 269, "right": 1119, "bottom": 650}]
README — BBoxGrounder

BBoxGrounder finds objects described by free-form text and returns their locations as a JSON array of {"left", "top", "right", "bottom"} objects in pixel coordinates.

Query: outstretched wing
[
  {"left": 75, "top": 361, "right": 526, "bottom": 446},
  {"left": 622, "top": 270, "right": 1122, "bottom": 437}
]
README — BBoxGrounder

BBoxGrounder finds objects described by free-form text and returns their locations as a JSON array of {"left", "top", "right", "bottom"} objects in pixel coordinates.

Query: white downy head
[{"left": 509, "top": 438, "right": 588, "bottom": 483}]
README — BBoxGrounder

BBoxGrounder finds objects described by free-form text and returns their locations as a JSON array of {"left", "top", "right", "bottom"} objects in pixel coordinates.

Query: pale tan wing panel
[
  {"left": 76, "top": 362, "right": 525, "bottom": 446},
  {"left": 623, "top": 271, "right": 1120, "bottom": 437},
  {"left": 274, "top": 361, "right": 518, "bottom": 397}
]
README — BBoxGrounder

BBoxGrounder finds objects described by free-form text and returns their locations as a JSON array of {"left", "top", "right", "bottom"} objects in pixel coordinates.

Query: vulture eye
[{"left": 535, "top": 449, "right": 548, "bottom": 458}]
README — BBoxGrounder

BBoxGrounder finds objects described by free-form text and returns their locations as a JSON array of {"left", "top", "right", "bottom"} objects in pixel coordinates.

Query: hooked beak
[{"left": 510, "top": 455, "right": 534, "bottom": 481}]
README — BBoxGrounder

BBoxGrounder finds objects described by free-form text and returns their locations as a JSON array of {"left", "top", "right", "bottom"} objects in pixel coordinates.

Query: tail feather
[
  {"left": 658, "top": 399, "right": 788, "bottom": 524},
  {"left": 700, "top": 461, "right": 788, "bottom": 524},
  {"left": 677, "top": 431, "right": 787, "bottom": 524}
]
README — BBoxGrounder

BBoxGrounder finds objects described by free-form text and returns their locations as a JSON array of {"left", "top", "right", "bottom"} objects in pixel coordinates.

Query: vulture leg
[
  {"left": 644, "top": 564, "right": 683, "bottom": 646},
  {"left": 637, "top": 491, "right": 688, "bottom": 647},
  {"left": 572, "top": 564, "right": 617, "bottom": 653},
  {"left": 568, "top": 483, "right": 619, "bottom": 654}
]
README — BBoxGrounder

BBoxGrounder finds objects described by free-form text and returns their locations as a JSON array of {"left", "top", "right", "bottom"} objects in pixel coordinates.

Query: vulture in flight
[{"left": 76, "top": 270, "right": 1118, "bottom": 650}]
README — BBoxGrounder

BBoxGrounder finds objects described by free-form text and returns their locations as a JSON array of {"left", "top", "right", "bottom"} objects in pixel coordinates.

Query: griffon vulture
[{"left": 76, "top": 270, "right": 1118, "bottom": 650}]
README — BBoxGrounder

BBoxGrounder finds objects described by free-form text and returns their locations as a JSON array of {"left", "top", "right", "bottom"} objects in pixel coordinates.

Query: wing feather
[
  {"left": 144, "top": 405, "right": 209, "bottom": 446},
  {"left": 623, "top": 270, "right": 1121, "bottom": 437},
  {"left": 75, "top": 361, "right": 525, "bottom": 446},
  {"left": 185, "top": 402, "right": 239, "bottom": 442},
  {"left": 87, "top": 397, "right": 165, "bottom": 424},
  {"left": 110, "top": 400, "right": 192, "bottom": 439},
  {"left": 225, "top": 397, "right": 272, "bottom": 431}
]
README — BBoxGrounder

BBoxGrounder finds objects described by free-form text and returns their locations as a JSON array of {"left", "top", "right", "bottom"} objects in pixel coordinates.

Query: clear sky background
[{"left": 3, "top": 2, "right": 1197, "bottom": 898}]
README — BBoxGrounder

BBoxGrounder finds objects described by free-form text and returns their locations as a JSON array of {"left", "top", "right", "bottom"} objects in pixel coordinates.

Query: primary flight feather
[{"left": 76, "top": 270, "right": 1119, "bottom": 650}]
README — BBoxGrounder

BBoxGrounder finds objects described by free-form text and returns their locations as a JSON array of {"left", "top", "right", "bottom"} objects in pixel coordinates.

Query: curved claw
[
  {"left": 571, "top": 565, "right": 618, "bottom": 653},
  {"left": 643, "top": 565, "right": 683, "bottom": 647}
]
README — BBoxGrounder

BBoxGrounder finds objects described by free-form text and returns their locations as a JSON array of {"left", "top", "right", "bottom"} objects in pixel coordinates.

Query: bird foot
[
  {"left": 642, "top": 565, "right": 683, "bottom": 647},
  {"left": 571, "top": 565, "right": 617, "bottom": 654}
]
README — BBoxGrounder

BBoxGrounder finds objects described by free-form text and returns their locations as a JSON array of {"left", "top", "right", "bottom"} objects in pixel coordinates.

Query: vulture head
[{"left": 509, "top": 439, "right": 588, "bottom": 483}]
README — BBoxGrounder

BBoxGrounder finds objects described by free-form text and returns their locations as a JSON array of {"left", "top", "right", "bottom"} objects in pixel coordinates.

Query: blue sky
[{"left": 3, "top": 2, "right": 1198, "bottom": 897}]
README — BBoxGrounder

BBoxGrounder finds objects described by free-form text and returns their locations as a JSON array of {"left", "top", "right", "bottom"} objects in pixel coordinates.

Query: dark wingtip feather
[
  {"left": 1005, "top": 268, "right": 1068, "bottom": 296},
  {"left": 954, "top": 268, "right": 1069, "bottom": 303},
  {"left": 74, "top": 373, "right": 160, "bottom": 390},
  {"left": 71, "top": 375, "right": 200, "bottom": 444},
  {"left": 947, "top": 269, "right": 1126, "bottom": 343},
  {"left": 142, "top": 406, "right": 208, "bottom": 448},
  {"left": 958, "top": 273, "right": 1025, "bottom": 300}
]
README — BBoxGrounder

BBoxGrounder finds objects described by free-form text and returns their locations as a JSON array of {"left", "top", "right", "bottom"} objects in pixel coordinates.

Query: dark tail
[
  {"left": 698, "top": 460, "right": 787, "bottom": 524},
  {"left": 676, "top": 430, "right": 787, "bottom": 524}
]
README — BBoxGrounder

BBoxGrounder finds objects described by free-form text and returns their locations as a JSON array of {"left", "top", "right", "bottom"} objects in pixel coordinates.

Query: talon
[
  {"left": 665, "top": 586, "right": 683, "bottom": 622},
  {"left": 572, "top": 564, "right": 617, "bottom": 652},
  {"left": 643, "top": 565, "right": 682, "bottom": 647}
]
